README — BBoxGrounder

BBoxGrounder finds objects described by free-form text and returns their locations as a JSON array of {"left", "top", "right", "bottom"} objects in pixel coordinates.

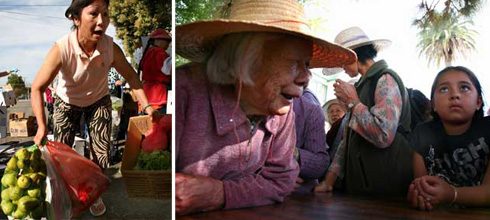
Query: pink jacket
[{"left": 176, "top": 63, "right": 299, "bottom": 209}]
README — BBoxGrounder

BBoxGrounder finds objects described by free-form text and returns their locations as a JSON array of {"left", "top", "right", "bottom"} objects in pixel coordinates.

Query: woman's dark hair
[
  {"left": 138, "top": 38, "right": 155, "bottom": 77},
  {"left": 430, "top": 66, "right": 484, "bottom": 121},
  {"left": 353, "top": 44, "right": 377, "bottom": 64},
  {"left": 65, "top": 0, "right": 110, "bottom": 30}
]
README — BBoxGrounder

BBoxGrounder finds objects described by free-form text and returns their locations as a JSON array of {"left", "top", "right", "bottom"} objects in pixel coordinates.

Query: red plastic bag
[
  {"left": 142, "top": 115, "right": 172, "bottom": 153},
  {"left": 45, "top": 140, "right": 111, "bottom": 217}
]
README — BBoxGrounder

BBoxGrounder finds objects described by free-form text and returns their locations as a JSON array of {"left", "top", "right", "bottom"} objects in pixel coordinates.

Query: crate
[{"left": 121, "top": 115, "right": 171, "bottom": 198}]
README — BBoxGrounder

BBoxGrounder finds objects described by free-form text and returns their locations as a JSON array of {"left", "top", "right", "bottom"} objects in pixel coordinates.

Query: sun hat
[
  {"left": 334, "top": 26, "right": 391, "bottom": 51},
  {"left": 322, "top": 99, "right": 346, "bottom": 113},
  {"left": 176, "top": 0, "right": 356, "bottom": 69},
  {"left": 150, "top": 29, "right": 172, "bottom": 40}
]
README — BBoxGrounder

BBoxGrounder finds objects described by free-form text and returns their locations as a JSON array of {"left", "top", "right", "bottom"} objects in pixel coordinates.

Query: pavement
[{"left": 0, "top": 100, "right": 172, "bottom": 219}]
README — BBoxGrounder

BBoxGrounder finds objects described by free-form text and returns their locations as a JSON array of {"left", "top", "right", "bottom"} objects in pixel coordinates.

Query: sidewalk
[{"left": 0, "top": 136, "right": 172, "bottom": 220}]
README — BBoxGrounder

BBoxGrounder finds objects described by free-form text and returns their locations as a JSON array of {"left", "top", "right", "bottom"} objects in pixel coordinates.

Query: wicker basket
[{"left": 121, "top": 115, "right": 172, "bottom": 198}]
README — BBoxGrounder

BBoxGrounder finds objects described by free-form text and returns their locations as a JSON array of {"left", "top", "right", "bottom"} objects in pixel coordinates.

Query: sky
[
  {"left": 0, "top": 0, "right": 120, "bottom": 86},
  {"left": 1, "top": 0, "right": 490, "bottom": 109}
]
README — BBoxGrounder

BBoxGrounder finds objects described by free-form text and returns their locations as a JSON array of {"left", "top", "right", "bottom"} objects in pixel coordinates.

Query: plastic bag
[
  {"left": 44, "top": 140, "right": 111, "bottom": 217},
  {"left": 141, "top": 115, "right": 171, "bottom": 153},
  {"left": 42, "top": 146, "right": 72, "bottom": 220}
]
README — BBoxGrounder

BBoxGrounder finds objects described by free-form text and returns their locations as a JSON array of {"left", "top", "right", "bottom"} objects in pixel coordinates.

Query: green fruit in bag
[
  {"left": 29, "top": 173, "right": 42, "bottom": 186},
  {"left": 27, "top": 187, "right": 41, "bottom": 198},
  {"left": 30, "top": 159, "right": 40, "bottom": 172},
  {"left": 1, "top": 173, "right": 17, "bottom": 187},
  {"left": 1, "top": 201, "right": 15, "bottom": 215},
  {"left": 1, "top": 188, "right": 10, "bottom": 202},
  {"left": 17, "top": 196, "right": 39, "bottom": 212},
  {"left": 12, "top": 208, "right": 28, "bottom": 219},
  {"left": 6, "top": 157, "right": 18, "bottom": 172},
  {"left": 14, "top": 148, "right": 30, "bottom": 161},
  {"left": 31, "top": 148, "right": 42, "bottom": 160},
  {"left": 8, "top": 186, "right": 23, "bottom": 201},
  {"left": 17, "top": 175, "right": 32, "bottom": 189},
  {"left": 16, "top": 159, "right": 29, "bottom": 170}
]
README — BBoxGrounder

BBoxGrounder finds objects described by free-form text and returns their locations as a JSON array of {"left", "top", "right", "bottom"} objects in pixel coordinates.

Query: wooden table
[{"left": 179, "top": 192, "right": 490, "bottom": 220}]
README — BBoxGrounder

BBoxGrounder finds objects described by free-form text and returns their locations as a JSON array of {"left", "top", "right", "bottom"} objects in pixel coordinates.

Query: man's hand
[{"left": 175, "top": 173, "right": 225, "bottom": 216}]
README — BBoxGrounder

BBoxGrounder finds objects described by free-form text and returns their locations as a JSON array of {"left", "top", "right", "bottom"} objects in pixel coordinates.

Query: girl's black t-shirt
[{"left": 410, "top": 117, "right": 490, "bottom": 187}]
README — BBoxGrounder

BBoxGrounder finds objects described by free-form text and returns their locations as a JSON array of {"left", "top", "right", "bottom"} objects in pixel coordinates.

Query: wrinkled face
[
  {"left": 433, "top": 70, "right": 482, "bottom": 125},
  {"left": 74, "top": 0, "right": 110, "bottom": 42},
  {"left": 241, "top": 35, "right": 312, "bottom": 115},
  {"left": 343, "top": 61, "right": 359, "bottom": 77},
  {"left": 328, "top": 103, "right": 345, "bottom": 124}
]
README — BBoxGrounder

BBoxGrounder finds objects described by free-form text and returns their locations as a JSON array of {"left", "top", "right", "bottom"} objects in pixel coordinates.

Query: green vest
[{"left": 344, "top": 60, "right": 413, "bottom": 197}]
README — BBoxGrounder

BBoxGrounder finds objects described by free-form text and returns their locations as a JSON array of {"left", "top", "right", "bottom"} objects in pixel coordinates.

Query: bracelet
[
  {"left": 450, "top": 185, "right": 458, "bottom": 204},
  {"left": 142, "top": 104, "right": 152, "bottom": 111}
]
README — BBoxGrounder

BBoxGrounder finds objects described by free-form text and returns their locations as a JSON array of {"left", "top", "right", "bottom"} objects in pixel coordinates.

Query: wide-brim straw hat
[
  {"left": 176, "top": 0, "right": 356, "bottom": 69},
  {"left": 334, "top": 26, "right": 391, "bottom": 51}
]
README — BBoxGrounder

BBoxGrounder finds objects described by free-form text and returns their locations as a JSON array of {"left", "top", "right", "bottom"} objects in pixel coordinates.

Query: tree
[
  {"left": 414, "top": 0, "right": 483, "bottom": 67},
  {"left": 175, "top": 0, "right": 231, "bottom": 66},
  {"left": 416, "top": 12, "right": 477, "bottom": 67},
  {"left": 110, "top": 0, "right": 172, "bottom": 60},
  {"left": 414, "top": 0, "right": 484, "bottom": 28},
  {"left": 7, "top": 73, "right": 27, "bottom": 97}
]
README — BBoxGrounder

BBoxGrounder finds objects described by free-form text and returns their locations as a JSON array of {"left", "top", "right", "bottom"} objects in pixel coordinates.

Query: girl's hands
[{"left": 407, "top": 175, "right": 455, "bottom": 210}]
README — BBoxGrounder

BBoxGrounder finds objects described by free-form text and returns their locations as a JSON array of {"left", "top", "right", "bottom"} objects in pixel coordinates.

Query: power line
[
  {"left": 0, "top": 10, "right": 64, "bottom": 20},
  {"left": 0, "top": 5, "right": 68, "bottom": 7}
]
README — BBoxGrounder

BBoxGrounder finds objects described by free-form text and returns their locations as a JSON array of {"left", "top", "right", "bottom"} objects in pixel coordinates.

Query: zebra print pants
[{"left": 53, "top": 95, "right": 112, "bottom": 169}]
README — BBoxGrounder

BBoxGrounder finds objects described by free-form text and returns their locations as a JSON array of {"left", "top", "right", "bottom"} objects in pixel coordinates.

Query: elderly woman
[
  {"left": 30, "top": 0, "right": 156, "bottom": 216},
  {"left": 175, "top": 0, "right": 355, "bottom": 215},
  {"left": 324, "top": 99, "right": 347, "bottom": 161},
  {"left": 316, "top": 27, "right": 413, "bottom": 196}
]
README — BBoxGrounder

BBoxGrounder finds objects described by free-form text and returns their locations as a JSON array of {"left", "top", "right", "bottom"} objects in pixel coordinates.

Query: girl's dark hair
[
  {"left": 430, "top": 66, "right": 484, "bottom": 121},
  {"left": 65, "top": 0, "right": 110, "bottom": 30},
  {"left": 138, "top": 38, "right": 155, "bottom": 77},
  {"left": 353, "top": 44, "right": 378, "bottom": 64}
]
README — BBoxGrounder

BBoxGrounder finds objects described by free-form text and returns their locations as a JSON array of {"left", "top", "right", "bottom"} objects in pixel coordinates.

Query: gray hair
[{"left": 206, "top": 32, "right": 281, "bottom": 85}]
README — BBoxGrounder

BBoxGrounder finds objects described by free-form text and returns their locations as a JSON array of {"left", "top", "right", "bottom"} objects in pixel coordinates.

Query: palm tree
[{"left": 416, "top": 11, "right": 477, "bottom": 67}]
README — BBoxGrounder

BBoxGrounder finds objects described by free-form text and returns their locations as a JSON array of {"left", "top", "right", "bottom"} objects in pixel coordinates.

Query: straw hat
[
  {"left": 322, "top": 99, "right": 345, "bottom": 113},
  {"left": 334, "top": 27, "right": 391, "bottom": 51},
  {"left": 176, "top": 0, "right": 356, "bottom": 69}
]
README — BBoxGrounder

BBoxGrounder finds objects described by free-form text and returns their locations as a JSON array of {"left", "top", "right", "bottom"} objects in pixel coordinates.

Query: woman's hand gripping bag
[{"left": 45, "top": 140, "right": 111, "bottom": 217}]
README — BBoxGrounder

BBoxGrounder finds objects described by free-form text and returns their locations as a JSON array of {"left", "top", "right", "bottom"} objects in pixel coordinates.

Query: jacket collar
[
  {"left": 209, "top": 82, "right": 278, "bottom": 136},
  {"left": 355, "top": 59, "right": 388, "bottom": 89}
]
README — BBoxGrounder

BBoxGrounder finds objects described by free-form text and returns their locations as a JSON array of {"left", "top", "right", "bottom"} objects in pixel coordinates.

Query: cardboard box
[
  {"left": 0, "top": 90, "right": 16, "bottom": 107},
  {"left": 9, "top": 116, "right": 36, "bottom": 137},
  {"left": 9, "top": 112, "right": 25, "bottom": 120},
  {"left": 121, "top": 115, "right": 171, "bottom": 198}
]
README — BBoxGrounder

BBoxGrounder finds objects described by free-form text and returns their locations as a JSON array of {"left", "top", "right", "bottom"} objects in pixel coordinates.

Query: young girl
[{"left": 407, "top": 66, "right": 490, "bottom": 210}]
